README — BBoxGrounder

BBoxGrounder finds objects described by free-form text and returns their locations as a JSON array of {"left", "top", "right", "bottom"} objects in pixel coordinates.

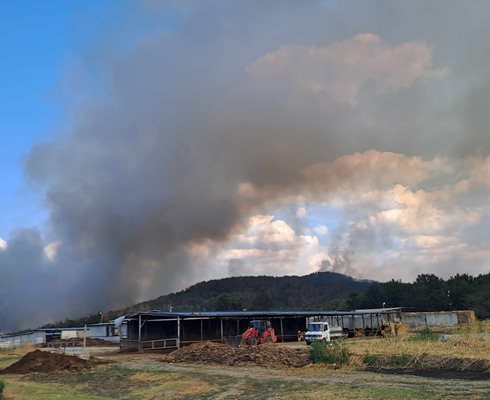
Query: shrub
[
  {"left": 0, "top": 379, "right": 5, "bottom": 396},
  {"left": 390, "top": 354, "right": 412, "bottom": 367},
  {"left": 408, "top": 328, "right": 440, "bottom": 342},
  {"left": 309, "top": 340, "right": 349, "bottom": 366},
  {"left": 362, "top": 351, "right": 378, "bottom": 366}
]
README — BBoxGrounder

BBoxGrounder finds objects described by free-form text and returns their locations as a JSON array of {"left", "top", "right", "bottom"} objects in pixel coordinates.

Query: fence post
[
  {"left": 138, "top": 314, "right": 142, "bottom": 353},
  {"left": 177, "top": 317, "right": 181, "bottom": 349},
  {"left": 83, "top": 324, "right": 87, "bottom": 353}
]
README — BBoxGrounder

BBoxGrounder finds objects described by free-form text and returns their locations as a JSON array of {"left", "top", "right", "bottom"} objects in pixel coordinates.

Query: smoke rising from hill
[{"left": 1, "top": 1, "right": 490, "bottom": 331}]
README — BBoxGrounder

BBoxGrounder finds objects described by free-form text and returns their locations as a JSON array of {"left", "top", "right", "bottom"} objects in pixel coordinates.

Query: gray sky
[{"left": 1, "top": 0, "right": 489, "bottom": 331}]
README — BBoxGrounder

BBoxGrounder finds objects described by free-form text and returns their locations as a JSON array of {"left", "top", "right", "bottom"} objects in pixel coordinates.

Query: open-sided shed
[{"left": 120, "top": 308, "right": 402, "bottom": 352}]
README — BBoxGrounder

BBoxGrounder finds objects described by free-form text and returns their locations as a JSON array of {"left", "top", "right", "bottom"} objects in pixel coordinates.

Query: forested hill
[
  {"left": 50, "top": 272, "right": 374, "bottom": 327},
  {"left": 124, "top": 271, "right": 374, "bottom": 314}
]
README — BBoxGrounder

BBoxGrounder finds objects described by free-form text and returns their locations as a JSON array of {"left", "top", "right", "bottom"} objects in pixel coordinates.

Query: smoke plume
[{"left": 1, "top": 1, "right": 490, "bottom": 331}]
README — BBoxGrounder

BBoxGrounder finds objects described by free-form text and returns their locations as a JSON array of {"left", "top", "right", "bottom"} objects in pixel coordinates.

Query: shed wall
[{"left": 0, "top": 332, "right": 46, "bottom": 349}]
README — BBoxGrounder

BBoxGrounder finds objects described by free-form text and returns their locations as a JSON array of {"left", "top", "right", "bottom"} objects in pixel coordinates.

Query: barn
[{"left": 120, "top": 308, "right": 402, "bottom": 352}]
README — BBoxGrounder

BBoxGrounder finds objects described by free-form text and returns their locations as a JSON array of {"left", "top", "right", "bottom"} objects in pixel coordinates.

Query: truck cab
[{"left": 304, "top": 322, "right": 343, "bottom": 345}]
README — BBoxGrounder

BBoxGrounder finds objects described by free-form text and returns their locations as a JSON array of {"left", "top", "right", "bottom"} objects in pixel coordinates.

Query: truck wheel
[
  {"left": 305, "top": 341, "right": 311, "bottom": 345},
  {"left": 266, "top": 337, "right": 273, "bottom": 343},
  {"left": 247, "top": 338, "right": 257, "bottom": 346}
]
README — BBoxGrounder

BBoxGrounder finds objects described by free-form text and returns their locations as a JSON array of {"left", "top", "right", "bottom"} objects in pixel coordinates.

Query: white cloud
[
  {"left": 0, "top": 238, "right": 6, "bottom": 252},
  {"left": 313, "top": 225, "right": 328, "bottom": 235},
  {"left": 189, "top": 214, "right": 328, "bottom": 278},
  {"left": 235, "top": 150, "right": 490, "bottom": 281},
  {"left": 248, "top": 34, "right": 446, "bottom": 106},
  {"left": 43, "top": 241, "right": 61, "bottom": 262},
  {"left": 296, "top": 207, "right": 307, "bottom": 219}
]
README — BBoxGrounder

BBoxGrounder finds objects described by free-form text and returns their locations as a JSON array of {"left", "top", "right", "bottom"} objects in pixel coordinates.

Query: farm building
[
  {"left": 36, "top": 322, "right": 120, "bottom": 343},
  {"left": 120, "top": 308, "right": 402, "bottom": 352},
  {"left": 86, "top": 322, "right": 120, "bottom": 343},
  {"left": 0, "top": 331, "right": 46, "bottom": 349},
  {"left": 60, "top": 327, "right": 87, "bottom": 340},
  {"left": 402, "top": 310, "right": 475, "bottom": 331}
]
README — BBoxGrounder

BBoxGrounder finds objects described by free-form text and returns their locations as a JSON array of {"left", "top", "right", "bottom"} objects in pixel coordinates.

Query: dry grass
[
  {"left": 347, "top": 331, "right": 490, "bottom": 373},
  {"left": 0, "top": 345, "right": 39, "bottom": 370},
  {"left": 455, "top": 320, "right": 490, "bottom": 334},
  {"left": 350, "top": 335, "right": 490, "bottom": 361},
  {"left": 130, "top": 373, "right": 218, "bottom": 399}
]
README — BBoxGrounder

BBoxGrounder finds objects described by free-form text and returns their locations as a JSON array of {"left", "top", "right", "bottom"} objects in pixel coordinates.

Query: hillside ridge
[{"left": 47, "top": 271, "right": 373, "bottom": 327}]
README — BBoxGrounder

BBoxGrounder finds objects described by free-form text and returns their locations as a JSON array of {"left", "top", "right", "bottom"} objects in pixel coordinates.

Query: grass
[
  {"left": 309, "top": 340, "right": 350, "bottom": 366},
  {"left": 0, "top": 334, "right": 489, "bottom": 399},
  {"left": 408, "top": 328, "right": 441, "bottom": 342},
  {"left": 362, "top": 351, "right": 378, "bottom": 366},
  {"left": 237, "top": 372, "right": 440, "bottom": 400},
  {"left": 348, "top": 331, "right": 490, "bottom": 373},
  {"left": 349, "top": 333, "right": 490, "bottom": 361},
  {"left": 1, "top": 376, "right": 112, "bottom": 400}
]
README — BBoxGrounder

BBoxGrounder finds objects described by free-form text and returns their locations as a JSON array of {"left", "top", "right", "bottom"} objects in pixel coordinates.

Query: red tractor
[{"left": 241, "top": 320, "right": 277, "bottom": 345}]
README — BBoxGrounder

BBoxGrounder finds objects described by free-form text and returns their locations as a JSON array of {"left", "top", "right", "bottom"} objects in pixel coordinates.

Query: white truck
[{"left": 304, "top": 322, "right": 344, "bottom": 345}]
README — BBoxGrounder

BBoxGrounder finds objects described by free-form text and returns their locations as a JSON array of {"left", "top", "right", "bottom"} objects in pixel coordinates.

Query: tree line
[
  {"left": 43, "top": 271, "right": 490, "bottom": 329},
  {"left": 344, "top": 273, "right": 490, "bottom": 318}
]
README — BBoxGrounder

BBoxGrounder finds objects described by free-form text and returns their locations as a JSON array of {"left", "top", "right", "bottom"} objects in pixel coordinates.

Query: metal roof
[{"left": 126, "top": 307, "right": 402, "bottom": 319}]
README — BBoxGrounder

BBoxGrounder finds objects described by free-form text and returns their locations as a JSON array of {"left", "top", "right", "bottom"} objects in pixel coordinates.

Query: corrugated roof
[{"left": 126, "top": 307, "right": 402, "bottom": 319}]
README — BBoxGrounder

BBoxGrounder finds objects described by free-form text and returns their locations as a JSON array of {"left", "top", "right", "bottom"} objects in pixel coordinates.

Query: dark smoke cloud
[
  {"left": 1, "top": 1, "right": 490, "bottom": 331},
  {"left": 0, "top": 229, "right": 64, "bottom": 330}
]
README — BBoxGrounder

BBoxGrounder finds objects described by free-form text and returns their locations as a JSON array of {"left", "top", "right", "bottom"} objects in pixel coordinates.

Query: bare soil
[
  {"left": 49, "top": 338, "right": 117, "bottom": 346},
  {"left": 162, "top": 341, "right": 310, "bottom": 368},
  {"left": 0, "top": 350, "right": 95, "bottom": 374},
  {"left": 370, "top": 368, "right": 490, "bottom": 381}
]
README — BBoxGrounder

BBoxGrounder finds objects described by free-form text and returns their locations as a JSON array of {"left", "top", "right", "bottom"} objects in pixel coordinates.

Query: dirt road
[{"left": 1, "top": 348, "right": 489, "bottom": 399}]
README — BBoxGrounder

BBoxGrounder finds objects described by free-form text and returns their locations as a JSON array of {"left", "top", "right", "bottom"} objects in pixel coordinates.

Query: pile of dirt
[
  {"left": 1, "top": 350, "right": 94, "bottom": 374},
  {"left": 50, "top": 338, "right": 116, "bottom": 347},
  {"left": 162, "top": 341, "right": 310, "bottom": 368}
]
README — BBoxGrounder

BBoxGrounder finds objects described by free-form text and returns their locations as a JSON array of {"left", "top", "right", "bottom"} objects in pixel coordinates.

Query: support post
[
  {"left": 280, "top": 318, "right": 284, "bottom": 342},
  {"left": 177, "top": 317, "right": 181, "bottom": 349},
  {"left": 83, "top": 324, "right": 87, "bottom": 352},
  {"left": 138, "top": 314, "right": 142, "bottom": 352},
  {"left": 200, "top": 319, "right": 203, "bottom": 341},
  {"left": 220, "top": 319, "right": 224, "bottom": 343}
]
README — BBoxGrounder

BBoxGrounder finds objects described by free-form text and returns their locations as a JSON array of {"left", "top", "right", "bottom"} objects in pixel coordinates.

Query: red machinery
[{"left": 241, "top": 320, "right": 277, "bottom": 345}]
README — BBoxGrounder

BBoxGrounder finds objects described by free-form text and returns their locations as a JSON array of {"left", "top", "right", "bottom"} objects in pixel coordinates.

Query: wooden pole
[
  {"left": 177, "top": 317, "right": 181, "bottom": 349},
  {"left": 138, "top": 314, "right": 142, "bottom": 352}
]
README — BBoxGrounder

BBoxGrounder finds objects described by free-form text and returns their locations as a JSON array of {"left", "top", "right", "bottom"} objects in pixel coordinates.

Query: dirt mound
[
  {"left": 1, "top": 350, "right": 94, "bottom": 374},
  {"left": 162, "top": 341, "right": 310, "bottom": 368},
  {"left": 51, "top": 338, "right": 116, "bottom": 347}
]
